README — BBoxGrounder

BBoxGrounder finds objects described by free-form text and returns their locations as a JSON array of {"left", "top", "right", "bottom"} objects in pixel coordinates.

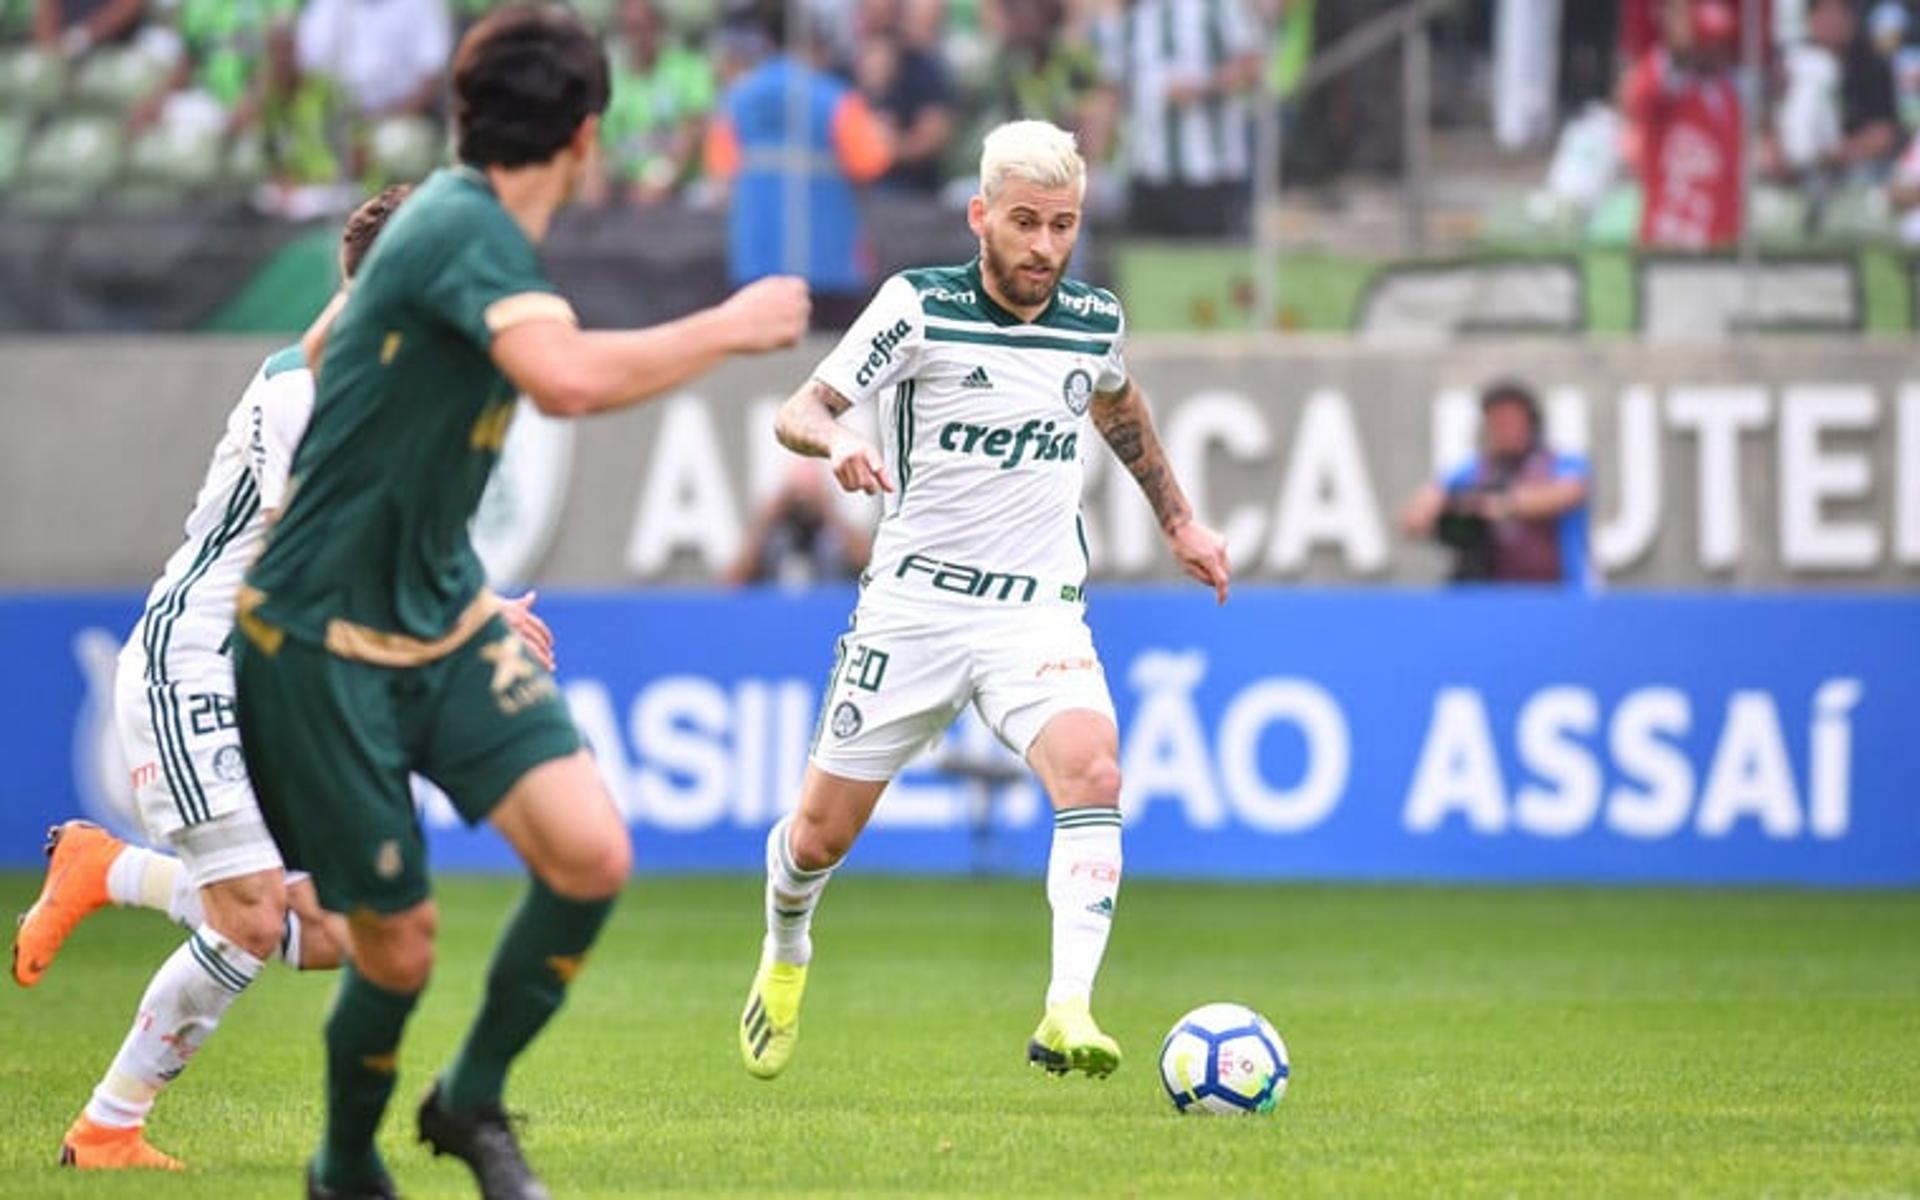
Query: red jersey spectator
[
  {"left": 1622, "top": 1, "right": 1746, "bottom": 248},
  {"left": 1623, "top": 0, "right": 1771, "bottom": 59}
]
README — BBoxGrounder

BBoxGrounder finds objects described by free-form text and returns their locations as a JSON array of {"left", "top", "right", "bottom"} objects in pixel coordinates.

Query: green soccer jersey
[
  {"left": 601, "top": 44, "right": 715, "bottom": 187},
  {"left": 243, "top": 166, "right": 576, "bottom": 661}
]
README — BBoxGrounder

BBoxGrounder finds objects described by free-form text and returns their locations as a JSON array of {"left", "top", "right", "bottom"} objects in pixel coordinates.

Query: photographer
[
  {"left": 727, "top": 460, "right": 873, "bottom": 588},
  {"left": 1401, "top": 381, "right": 1593, "bottom": 587}
]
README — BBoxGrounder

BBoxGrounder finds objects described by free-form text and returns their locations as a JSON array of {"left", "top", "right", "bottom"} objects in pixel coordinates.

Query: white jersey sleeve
[
  {"left": 247, "top": 366, "right": 315, "bottom": 512},
  {"left": 811, "top": 275, "right": 925, "bottom": 407}
]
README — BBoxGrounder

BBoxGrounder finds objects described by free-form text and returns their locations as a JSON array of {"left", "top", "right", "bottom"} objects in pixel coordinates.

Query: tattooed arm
[
  {"left": 1091, "top": 380, "right": 1231, "bottom": 603},
  {"left": 775, "top": 378, "right": 894, "bottom": 495}
]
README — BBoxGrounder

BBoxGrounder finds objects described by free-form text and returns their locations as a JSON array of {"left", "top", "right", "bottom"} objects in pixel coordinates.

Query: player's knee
[
  {"left": 1064, "top": 755, "right": 1122, "bottom": 809},
  {"left": 363, "top": 941, "right": 434, "bottom": 993},
  {"left": 544, "top": 828, "right": 632, "bottom": 900},
  {"left": 351, "top": 906, "right": 436, "bottom": 992},
  {"left": 788, "top": 816, "right": 849, "bottom": 872},
  {"left": 210, "top": 899, "right": 287, "bottom": 961},
  {"left": 202, "top": 876, "right": 290, "bottom": 960},
  {"left": 584, "top": 828, "right": 634, "bottom": 897}
]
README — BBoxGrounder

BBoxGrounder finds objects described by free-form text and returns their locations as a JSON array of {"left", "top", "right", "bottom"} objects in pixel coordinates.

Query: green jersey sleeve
[
  {"left": 1096, "top": 296, "right": 1128, "bottom": 394},
  {"left": 417, "top": 199, "right": 577, "bottom": 350}
]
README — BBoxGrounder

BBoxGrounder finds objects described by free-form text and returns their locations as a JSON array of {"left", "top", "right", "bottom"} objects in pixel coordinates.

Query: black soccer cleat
[
  {"left": 306, "top": 1162, "right": 401, "bottom": 1199},
  {"left": 416, "top": 1081, "right": 551, "bottom": 1200}
]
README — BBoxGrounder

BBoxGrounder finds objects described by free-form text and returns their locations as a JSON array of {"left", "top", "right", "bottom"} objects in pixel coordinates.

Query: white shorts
[
  {"left": 169, "top": 809, "right": 289, "bottom": 888},
  {"left": 113, "top": 647, "right": 263, "bottom": 843},
  {"left": 808, "top": 589, "right": 1116, "bottom": 782}
]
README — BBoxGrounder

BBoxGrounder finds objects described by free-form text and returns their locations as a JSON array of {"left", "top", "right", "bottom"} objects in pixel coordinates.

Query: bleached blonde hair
[{"left": 979, "top": 119, "right": 1086, "bottom": 202}]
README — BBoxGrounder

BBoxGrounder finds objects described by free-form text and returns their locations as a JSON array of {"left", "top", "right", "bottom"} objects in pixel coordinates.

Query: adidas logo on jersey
[{"left": 960, "top": 366, "right": 992, "bottom": 389}]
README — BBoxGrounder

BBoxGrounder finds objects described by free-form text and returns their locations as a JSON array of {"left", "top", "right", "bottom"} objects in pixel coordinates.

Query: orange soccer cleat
[
  {"left": 12, "top": 820, "right": 124, "bottom": 987},
  {"left": 58, "top": 1116, "right": 184, "bottom": 1171}
]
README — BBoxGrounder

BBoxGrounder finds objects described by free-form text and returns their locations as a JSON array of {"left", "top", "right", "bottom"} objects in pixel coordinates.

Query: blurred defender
[
  {"left": 739, "top": 119, "right": 1231, "bottom": 1082},
  {"left": 230, "top": 8, "right": 808, "bottom": 1198},
  {"left": 9, "top": 188, "right": 445, "bottom": 1172}
]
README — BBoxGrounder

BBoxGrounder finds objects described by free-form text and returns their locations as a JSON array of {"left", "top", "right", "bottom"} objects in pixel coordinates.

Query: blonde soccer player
[{"left": 739, "top": 119, "right": 1231, "bottom": 1081}]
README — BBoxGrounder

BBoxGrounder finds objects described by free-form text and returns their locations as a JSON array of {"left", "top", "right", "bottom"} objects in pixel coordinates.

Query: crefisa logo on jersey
[
  {"left": 1057, "top": 290, "right": 1119, "bottom": 320},
  {"left": 1062, "top": 368, "right": 1093, "bottom": 416},
  {"left": 855, "top": 320, "right": 913, "bottom": 388}
]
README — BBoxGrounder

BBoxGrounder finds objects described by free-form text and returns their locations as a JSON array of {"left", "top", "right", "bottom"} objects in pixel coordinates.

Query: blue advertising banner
[{"left": 3, "top": 589, "right": 1915, "bottom": 886}]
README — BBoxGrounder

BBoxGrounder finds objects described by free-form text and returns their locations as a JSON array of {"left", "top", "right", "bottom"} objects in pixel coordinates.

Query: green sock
[
  {"left": 441, "top": 877, "right": 615, "bottom": 1112},
  {"left": 315, "top": 964, "right": 420, "bottom": 1190}
]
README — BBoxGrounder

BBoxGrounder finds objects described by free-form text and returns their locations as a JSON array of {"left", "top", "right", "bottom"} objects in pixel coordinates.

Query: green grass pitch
[{"left": 2, "top": 873, "right": 1918, "bottom": 1197}]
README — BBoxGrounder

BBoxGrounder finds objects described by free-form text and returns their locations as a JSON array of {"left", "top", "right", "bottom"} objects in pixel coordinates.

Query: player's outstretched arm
[
  {"left": 492, "top": 276, "right": 811, "bottom": 418},
  {"left": 1091, "top": 380, "right": 1231, "bottom": 604},
  {"left": 774, "top": 379, "right": 894, "bottom": 496}
]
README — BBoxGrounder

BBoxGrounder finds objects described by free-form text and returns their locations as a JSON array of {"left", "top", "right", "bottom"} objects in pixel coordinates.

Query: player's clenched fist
[
  {"left": 826, "top": 430, "right": 894, "bottom": 495},
  {"left": 724, "top": 276, "right": 811, "bottom": 351}
]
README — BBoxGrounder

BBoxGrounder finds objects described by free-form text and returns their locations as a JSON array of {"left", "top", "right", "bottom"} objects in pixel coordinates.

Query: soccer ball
[{"left": 1158, "top": 1003, "right": 1289, "bottom": 1115}]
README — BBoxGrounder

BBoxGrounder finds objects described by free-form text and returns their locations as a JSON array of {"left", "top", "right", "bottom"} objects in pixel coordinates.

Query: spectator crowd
[
  {"left": 1529, "top": 0, "right": 1920, "bottom": 248},
  {"left": 1, "top": 0, "right": 1288, "bottom": 231},
  {"left": 14, "top": 0, "right": 1920, "bottom": 258}
]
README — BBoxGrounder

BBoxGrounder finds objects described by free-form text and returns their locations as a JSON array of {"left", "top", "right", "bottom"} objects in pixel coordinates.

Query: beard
[{"left": 983, "top": 240, "right": 1066, "bottom": 310}]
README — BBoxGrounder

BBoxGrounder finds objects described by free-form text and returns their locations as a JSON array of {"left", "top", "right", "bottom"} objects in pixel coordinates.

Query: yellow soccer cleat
[
  {"left": 1026, "top": 997, "right": 1122, "bottom": 1079},
  {"left": 739, "top": 952, "right": 808, "bottom": 1080},
  {"left": 58, "top": 1116, "right": 185, "bottom": 1171},
  {"left": 14, "top": 820, "right": 124, "bottom": 988}
]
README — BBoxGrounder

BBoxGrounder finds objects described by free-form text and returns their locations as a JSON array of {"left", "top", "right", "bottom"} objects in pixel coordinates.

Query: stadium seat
[
  {"left": 222, "top": 130, "right": 266, "bottom": 191},
  {"left": 70, "top": 46, "right": 170, "bottom": 113},
  {"left": 1585, "top": 183, "right": 1643, "bottom": 247},
  {"left": 1478, "top": 191, "right": 1583, "bottom": 251},
  {"left": 366, "top": 115, "right": 442, "bottom": 185},
  {"left": 1750, "top": 185, "right": 1811, "bottom": 248},
  {"left": 0, "top": 47, "right": 62, "bottom": 117},
  {"left": 1816, "top": 185, "right": 1896, "bottom": 245},
  {"left": 12, "top": 113, "right": 124, "bottom": 210},
  {"left": 113, "top": 120, "right": 222, "bottom": 208}
]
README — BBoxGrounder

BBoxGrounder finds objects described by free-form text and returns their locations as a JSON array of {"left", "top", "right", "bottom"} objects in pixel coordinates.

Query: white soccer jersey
[
  {"left": 127, "top": 345, "right": 312, "bottom": 685},
  {"left": 812, "top": 261, "right": 1128, "bottom": 607}
]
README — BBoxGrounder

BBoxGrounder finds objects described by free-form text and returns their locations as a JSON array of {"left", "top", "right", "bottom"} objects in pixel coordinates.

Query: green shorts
[{"left": 233, "top": 614, "right": 581, "bottom": 915}]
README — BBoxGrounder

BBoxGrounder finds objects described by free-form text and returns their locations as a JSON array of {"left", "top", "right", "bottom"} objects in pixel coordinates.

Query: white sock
[
  {"left": 764, "top": 816, "right": 835, "bottom": 966},
  {"left": 276, "top": 909, "right": 303, "bottom": 969},
  {"left": 1045, "top": 807, "right": 1123, "bottom": 1009},
  {"left": 83, "top": 925, "right": 263, "bottom": 1128},
  {"left": 103, "top": 846, "right": 203, "bottom": 930}
]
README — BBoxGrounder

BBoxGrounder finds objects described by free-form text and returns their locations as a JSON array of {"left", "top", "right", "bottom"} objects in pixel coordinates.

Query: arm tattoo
[
  {"left": 775, "top": 378, "right": 853, "bottom": 456},
  {"left": 812, "top": 379, "right": 852, "bottom": 416},
  {"left": 1093, "top": 382, "right": 1192, "bottom": 533}
]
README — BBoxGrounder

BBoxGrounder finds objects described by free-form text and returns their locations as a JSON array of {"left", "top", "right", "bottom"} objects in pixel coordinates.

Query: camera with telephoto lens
[{"left": 1434, "top": 484, "right": 1501, "bottom": 581}]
